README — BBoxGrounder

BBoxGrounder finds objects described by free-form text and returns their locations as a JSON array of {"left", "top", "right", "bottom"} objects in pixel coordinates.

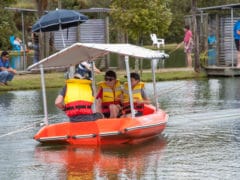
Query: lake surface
[{"left": 0, "top": 78, "right": 240, "bottom": 179}]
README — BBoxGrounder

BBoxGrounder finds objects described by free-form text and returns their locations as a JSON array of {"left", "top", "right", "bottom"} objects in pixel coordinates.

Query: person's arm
[
  {"left": 96, "top": 86, "right": 103, "bottom": 99},
  {"left": 176, "top": 41, "right": 184, "bottom": 49},
  {"left": 96, "top": 87, "right": 103, "bottom": 113},
  {"left": 8, "top": 67, "right": 17, "bottom": 74},
  {"left": 55, "top": 87, "right": 66, "bottom": 110},
  {"left": 93, "top": 64, "right": 101, "bottom": 74},
  {"left": 83, "top": 61, "right": 101, "bottom": 74},
  {"left": 0, "top": 62, "right": 17, "bottom": 74},
  {"left": 55, "top": 95, "right": 65, "bottom": 110},
  {"left": 141, "top": 88, "right": 150, "bottom": 104}
]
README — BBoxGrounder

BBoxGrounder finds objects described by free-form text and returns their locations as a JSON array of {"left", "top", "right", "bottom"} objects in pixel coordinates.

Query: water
[{"left": 0, "top": 78, "right": 240, "bottom": 179}]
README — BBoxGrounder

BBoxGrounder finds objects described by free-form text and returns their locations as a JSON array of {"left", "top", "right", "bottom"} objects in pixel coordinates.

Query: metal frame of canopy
[{"left": 27, "top": 43, "right": 169, "bottom": 125}]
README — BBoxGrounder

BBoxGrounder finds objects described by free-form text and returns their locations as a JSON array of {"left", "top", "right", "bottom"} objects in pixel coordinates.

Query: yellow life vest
[
  {"left": 64, "top": 79, "right": 94, "bottom": 117},
  {"left": 97, "top": 80, "right": 122, "bottom": 114},
  {"left": 122, "top": 82, "right": 144, "bottom": 114},
  {"left": 97, "top": 80, "right": 122, "bottom": 103},
  {"left": 123, "top": 82, "right": 144, "bottom": 103},
  {"left": 64, "top": 79, "right": 94, "bottom": 104}
]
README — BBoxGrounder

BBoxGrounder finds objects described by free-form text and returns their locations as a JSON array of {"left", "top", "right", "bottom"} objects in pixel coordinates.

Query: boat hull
[{"left": 34, "top": 105, "right": 168, "bottom": 145}]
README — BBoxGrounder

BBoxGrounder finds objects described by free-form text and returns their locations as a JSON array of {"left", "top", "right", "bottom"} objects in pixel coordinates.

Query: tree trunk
[
  {"left": 117, "top": 28, "right": 125, "bottom": 70},
  {"left": 192, "top": 0, "right": 200, "bottom": 72},
  {"left": 35, "top": 0, "right": 48, "bottom": 60}
]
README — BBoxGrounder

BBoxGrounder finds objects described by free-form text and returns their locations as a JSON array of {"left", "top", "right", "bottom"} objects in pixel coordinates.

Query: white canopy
[{"left": 27, "top": 43, "right": 168, "bottom": 70}]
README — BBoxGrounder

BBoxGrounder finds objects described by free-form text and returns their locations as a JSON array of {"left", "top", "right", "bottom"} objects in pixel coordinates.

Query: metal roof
[
  {"left": 197, "top": 3, "right": 240, "bottom": 11},
  {"left": 27, "top": 43, "right": 168, "bottom": 70},
  {"left": 4, "top": 7, "right": 110, "bottom": 13}
]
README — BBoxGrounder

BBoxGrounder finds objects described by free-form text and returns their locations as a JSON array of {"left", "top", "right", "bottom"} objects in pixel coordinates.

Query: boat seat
[{"left": 143, "top": 104, "right": 155, "bottom": 115}]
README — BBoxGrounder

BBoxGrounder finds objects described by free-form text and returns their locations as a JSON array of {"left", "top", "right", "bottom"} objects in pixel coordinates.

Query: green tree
[
  {"left": 197, "top": 0, "right": 240, "bottom": 7},
  {"left": 59, "top": 0, "right": 88, "bottom": 10},
  {"left": 167, "top": 0, "right": 240, "bottom": 43},
  {"left": 166, "top": 0, "right": 191, "bottom": 43},
  {"left": 110, "top": 0, "right": 172, "bottom": 45},
  {"left": 0, "top": 0, "right": 18, "bottom": 49}
]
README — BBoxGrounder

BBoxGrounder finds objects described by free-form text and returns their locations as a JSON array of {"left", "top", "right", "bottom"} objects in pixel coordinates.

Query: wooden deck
[{"left": 204, "top": 66, "right": 240, "bottom": 77}]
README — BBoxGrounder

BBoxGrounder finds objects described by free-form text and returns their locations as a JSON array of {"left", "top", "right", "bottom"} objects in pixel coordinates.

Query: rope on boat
[
  {"left": 0, "top": 124, "right": 37, "bottom": 138},
  {"left": 0, "top": 115, "right": 58, "bottom": 139}
]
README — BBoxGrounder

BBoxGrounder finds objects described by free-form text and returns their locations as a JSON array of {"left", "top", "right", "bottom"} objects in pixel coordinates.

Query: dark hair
[
  {"left": 1, "top": 51, "right": 9, "bottom": 57},
  {"left": 130, "top": 72, "right": 140, "bottom": 81},
  {"left": 33, "top": 33, "right": 39, "bottom": 43},
  {"left": 105, "top": 70, "right": 116, "bottom": 79},
  {"left": 184, "top": 25, "right": 190, "bottom": 30}
]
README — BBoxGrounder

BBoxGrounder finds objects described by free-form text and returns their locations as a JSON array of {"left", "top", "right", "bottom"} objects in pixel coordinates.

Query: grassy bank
[{"left": 0, "top": 69, "right": 206, "bottom": 92}]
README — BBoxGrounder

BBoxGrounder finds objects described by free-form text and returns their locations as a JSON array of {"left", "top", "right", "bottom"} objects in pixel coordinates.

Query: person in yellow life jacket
[
  {"left": 55, "top": 73, "right": 103, "bottom": 122},
  {"left": 122, "top": 72, "right": 150, "bottom": 117},
  {"left": 96, "top": 70, "right": 122, "bottom": 118}
]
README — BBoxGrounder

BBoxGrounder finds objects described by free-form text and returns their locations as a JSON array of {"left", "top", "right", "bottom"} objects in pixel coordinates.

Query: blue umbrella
[
  {"left": 32, "top": 9, "right": 88, "bottom": 47},
  {"left": 32, "top": 9, "right": 88, "bottom": 32}
]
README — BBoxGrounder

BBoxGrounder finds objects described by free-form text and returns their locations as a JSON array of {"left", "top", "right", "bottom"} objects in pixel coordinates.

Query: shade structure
[
  {"left": 32, "top": 9, "right": 88, "bottom": 32},
  {"left": 27, "top": 43, "right": 169, "bottom": 70}
]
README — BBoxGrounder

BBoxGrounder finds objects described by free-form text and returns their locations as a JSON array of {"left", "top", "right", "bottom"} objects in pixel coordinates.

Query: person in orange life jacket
[
  {"left": 55, "top": 73, "right": 103, "bottom": 122},
  {"left": 122, "top": 72, "right": 150, "bottom": 117},
  {"left": 96, "top": 70, "right": 122, "bottom": 118}
]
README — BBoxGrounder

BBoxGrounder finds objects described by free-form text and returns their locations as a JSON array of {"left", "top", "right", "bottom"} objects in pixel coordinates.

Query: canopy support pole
[
  {"left": 231, "top": 7, "right": 234, "bottom": 68},
  {"left": 124, "top": 56, "right": 135, "bottom": 118},
  {"left": 60, "top": 25, "right": 66, "bottom": 48},
  {"left": 21, "top": 11, "right": 26, "bottom": 66},
  {"left": 91, "top": 61, "right": 96, "bottom": 112},
  {"left": 151, "top": 59, "right": 159, "bottom": 111},
  {"left": 40, "top": 64, "right": 48, "bottom": 125}
]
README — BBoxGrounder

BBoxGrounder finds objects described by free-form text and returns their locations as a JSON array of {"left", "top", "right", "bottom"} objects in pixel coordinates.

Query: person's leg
[
  {"left": 0, "top": 71, "right": 8, "bottom": 83},
  {"left": 187, "top": 52, "right": 192, "bottom": 68},
  {"left": 109, "top": 104, "right": 120, "bottom": 118},
  {"left": 6, "top": 72, "right": 14, "bottom": 82},
  {"left": 235, "top": 39, "right": 240, "bottom": 67},
  {"left": 237, "top": 51, "right": 240, "bottom": 67}
]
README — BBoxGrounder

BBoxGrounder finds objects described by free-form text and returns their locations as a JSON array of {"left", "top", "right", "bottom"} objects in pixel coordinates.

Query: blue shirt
[
  {"left": 208, "top": 35, "right": 216, "bottom": 45},
  {"left": 234, "top": 20, "right": 240, "bottom": 39},
  {"left": 0, "top": 58, "right": 9, "bottom": 71}
]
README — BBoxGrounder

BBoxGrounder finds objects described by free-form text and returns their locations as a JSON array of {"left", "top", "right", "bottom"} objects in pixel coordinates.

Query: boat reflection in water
[{"left": 34, "top": 136, "right": 167, "bottom": 179}]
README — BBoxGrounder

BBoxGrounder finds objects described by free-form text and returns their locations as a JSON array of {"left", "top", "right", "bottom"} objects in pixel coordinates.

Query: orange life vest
[{"left": 64, "top": 79, "right": 94, "bottom": 117}]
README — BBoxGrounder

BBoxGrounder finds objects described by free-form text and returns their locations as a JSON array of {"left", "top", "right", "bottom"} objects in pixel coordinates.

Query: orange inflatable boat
[
  {"left": 28, "top": 43, "right": 169, "bottom": 145},
  {"left": 34, "top": 104, "right": 168, "bottom": 145}
]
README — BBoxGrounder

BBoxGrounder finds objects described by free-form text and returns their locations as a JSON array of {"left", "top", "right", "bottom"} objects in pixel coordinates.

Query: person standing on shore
[
  {"left": 233, "top": 20, "right": 240, "bottom": 68},
  {"left": 0, "top": 51, "right": 17, "bottom": 86},
  {"left": 32, "top": 32, "right": 39, "bottom": 63},
  {"left": 183, "top": 25, "right": 193, "bottom": 68},
  {"left": 175, "top": 25, "right": 193, "bottom": 68}
]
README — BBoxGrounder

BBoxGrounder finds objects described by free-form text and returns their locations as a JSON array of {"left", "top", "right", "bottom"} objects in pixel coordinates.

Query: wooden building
[{"left": 186, "top": 3, "right": 240, "bottom": 76}]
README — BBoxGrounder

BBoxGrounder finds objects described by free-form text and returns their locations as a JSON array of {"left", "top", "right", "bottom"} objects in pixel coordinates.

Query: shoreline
[{"left": 0, "top": 68, "right": 206, "bottom": 92}]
